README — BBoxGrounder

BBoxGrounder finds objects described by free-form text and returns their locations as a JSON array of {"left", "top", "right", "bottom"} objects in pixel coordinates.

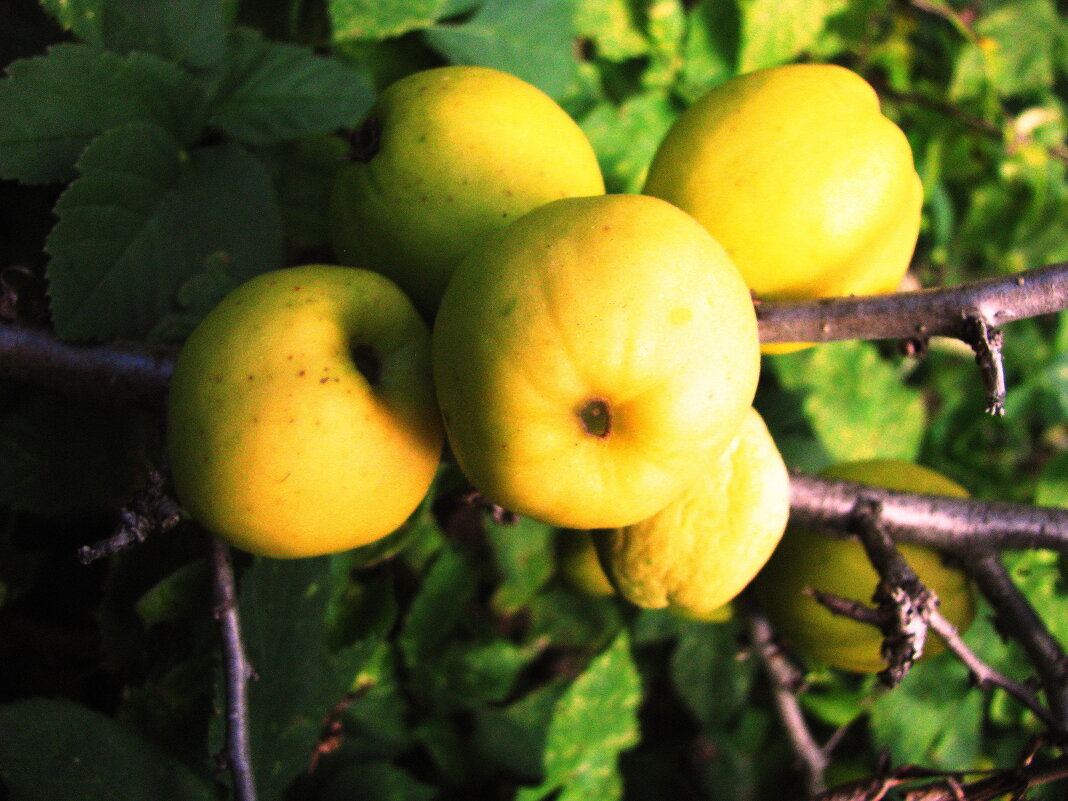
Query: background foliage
[{"left": 0, "top": 0, "right": 1067, "bottom": 799}]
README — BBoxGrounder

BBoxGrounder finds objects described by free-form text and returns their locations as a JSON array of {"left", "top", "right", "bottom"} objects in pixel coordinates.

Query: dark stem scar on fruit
[
  {"left": 578, "top": 398, "right": 611, "bottom": 438},
  {"left": 351, "top": 343, "right": 382, "bottom": 387},
  {"left": 344, "top": 116, "right": 383, "bottom": 162}
]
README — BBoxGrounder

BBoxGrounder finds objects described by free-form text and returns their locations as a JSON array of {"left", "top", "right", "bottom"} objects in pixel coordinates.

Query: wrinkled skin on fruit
[
  {"left": 330, "top": 65, "right": 605, "bottom": 316},
  {"left": 167, "top": 265, "right": 443, "bottom": 558},
  {"left": 594, "top": 408, "right": 789, "bottom": 620},
  {"left": 644, "top": 63, "right": 922, "bottom": 352},
  {"left": 753, "top": 459, "right": 976, "bottom": 673},
  {"left": 433, "top": 194, "right": 760, "bottom": 530}
]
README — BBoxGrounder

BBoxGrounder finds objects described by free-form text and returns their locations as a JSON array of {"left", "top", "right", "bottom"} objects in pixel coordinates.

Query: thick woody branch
[
  {"left": 755, "top": 262, "right": 1068, "bottom": 345},
  {"left": 789, "top": 472, "right": 1068, "bottom": 553},
  {"left": 0, "top": 322, "right": 172, "bottom": 404}
]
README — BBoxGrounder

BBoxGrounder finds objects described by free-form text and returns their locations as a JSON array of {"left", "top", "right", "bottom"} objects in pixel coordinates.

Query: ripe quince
[
  {"left": 330, "top": 65, "right": 605, "bottom": 316},
  {"left": 432, "top": 194, "right": 760, "bottom": 530},
  {"left": 594, "top": 407, "right": 789, "bottom": 620},
  {"left": 644, "top": 63, "right": 922, "bottom": 352},
  {"left": 167, "top": 265, "right": 443, "bottom": 558},
  {"left": 753, "top": 459, "right": 976, "bottom": 673}
]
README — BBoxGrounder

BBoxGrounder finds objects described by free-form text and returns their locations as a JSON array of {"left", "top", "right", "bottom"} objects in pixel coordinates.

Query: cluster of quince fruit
[{"left": 166, "top": 63, "right": 973, "bottom": 673}]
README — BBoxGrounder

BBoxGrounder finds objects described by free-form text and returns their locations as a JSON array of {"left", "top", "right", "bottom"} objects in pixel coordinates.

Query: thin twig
[
  {"left": 963, "top": 315, "right": 1006, "bottom": 416},
  {"left": 847, "top": 497, "right": 933, "bottom": 687},
  {"left": 77, "top": 468, "right": 181, "bottom": 564},
  {"left": 742, "top": 597, "right": 829, "bottom": 798},
  {"left": 961, "top": 550, "right": 1068, "bottom": 739},
  {"left": 789, "top": 473, "right": 1068, "bottom": 553},
  {"left": 925, "top": 608, "right": 1054, "bottom": 729},
  {"left": 756, "top": 261, "right": 1068, "bottom": 345},
  {"left": 210, "top": 536, "right": 258, "bottom": 801}
]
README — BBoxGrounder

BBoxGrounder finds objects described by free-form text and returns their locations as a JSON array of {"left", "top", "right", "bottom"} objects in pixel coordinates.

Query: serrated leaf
[
  {"left": 0, "top": 44, "right": 208, "bottom": 184},
  {"left": 0, "top": 698, "right": 214, "bottom": 801},
  {"left": 770, "top": 341, "right": 926, "bottom": 462},
  {"left": 209, "top": 28, "right": 374, "bottom": 146},
  {"left": 485, "top": 514, "right": 556, "bottom": 614},
  {"left": 42, "top": 0, "right": 229, "bottom": 70},
  {"left": 329, "top": 0, "right": 448, "bottom": 41},
  {"left": 737, "top": 0, "right": 848, "bottom": 72},
  {"left": 46, "top": 122, "right": 282, "bottom": 340},
  {"left": 231, "top": 555, "right": 381, "bottom": 801},
  {"left": 519, "top": 633, "right": 641, "bottom": 799},
  {"left": 424, "top": 0, "right": 576, "bottom": 98}
]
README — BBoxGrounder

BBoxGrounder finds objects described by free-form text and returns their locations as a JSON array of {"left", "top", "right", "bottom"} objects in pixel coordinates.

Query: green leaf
[
  {"left": 0, "top": 44, "right": 207, "bottom": 184},
  {"left": 639, "top": 0, "right": 686, "bottom": 90},
  {"left": 671, "top": 620, "right": 754, "bottom": 728},
  {"left": 676, "top": 0, "right": 739, "bottom": 103},
  {"left": 0, "top": 698, "right": 214, "bottom": 801},
  {"left": 399, "top": 545, "right": 479, "bottom": 669},
  {"left": 1036, "top": 451, "right": 1068, "bottom": 507},
  {"left": 770, "top": 341, "right": 927, "bottom": 462},
  {"left": 232, "top": 555, "right": 381, "bottom": 801},
  {"left": 868, "top": 653, "right": 985, "bottom": 769},
  {"left": 736, "top": 0, "right": 848, "bottom": 72},
  {"left": 949, "top": 0, "right": 1059, "bottom": 100},
  {"left": 485, "top": 514, "right": 556, "bottom": 614},
  {"left": 42, "top": 0, "right": 229, "bottom": 70},
  {"left": 46, "top": 122, "right": 283, "bottom": 340},
  {"left": 209, "top": 28, "right": 374, "bottom": 146},
  {"left": 329, "top": 0, "right": 448, "bottom": 41},
  {"left": 424, "top": 0, "right": 576, "bottom": 98},
  {"left": 519, "top": 633, "right": 641, "bottom": 799},
  {"left": 473, "top": 680, "right": 568, "bottom": 780},
  {"left": 573, "top": 0, "right": 649, "bottom": 62},
  {"left": 580, "top": 90, "right": 678, "bottom": 192}
]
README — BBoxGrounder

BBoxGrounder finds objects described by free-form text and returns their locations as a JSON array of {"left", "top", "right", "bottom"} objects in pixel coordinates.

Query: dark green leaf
[
  {"left": 485, "top": 514, "right": 556, "bottom": 614},
  {"left": 424, "top": 0, "right": 575, "bottom": 98},
  {"left": 671, "top": 620, "right": 754, "bottom": 728},
  {"left": 0, "top": 44, "right": 207, "bottom": 184},
  {"left": 209, "top": 28, "right": 374, "bottom": 146},
  {"left": 46, "top": 122, "right": 282, "bottom": 340},
  {"left": 399, "top": 545, "right": 479, "bottom": 668},
  {"left": 473, "top": 680, "right": 567, "bottom": 780},
  {"left": 232, "top": 555, "right": 381, "bottom": 801},
  {"left": 329, "top": 0, "right": 448, "bottom": 41},
  {"left": 676, "top": 0, "right": 739, "bottom": 102},
  {"left": 0, "top": 698, "right": 214, "bottom": 801},
  {"left": 42, "top": 0, "right": 229, "bottom": 69}
]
